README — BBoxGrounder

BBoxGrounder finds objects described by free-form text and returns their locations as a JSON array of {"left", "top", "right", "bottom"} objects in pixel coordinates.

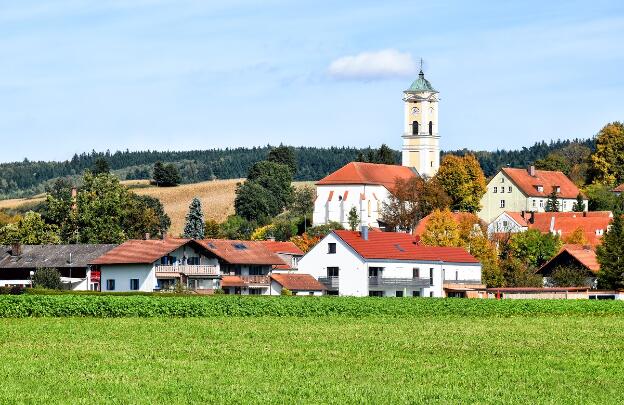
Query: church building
[{"left": 312, "top": 70, "right": 441, "bottom": 228}]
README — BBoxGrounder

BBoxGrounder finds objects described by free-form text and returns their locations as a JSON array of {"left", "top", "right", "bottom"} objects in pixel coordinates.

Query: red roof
[
  {"left": 260, "top": 241, "right": 304, "bottom": 255},
  {"left": 502, "top": 167, "right": 580, "bottom": 198},
  {"left": 197, "top": 239, "right": 285, "bottom": 265},
  {"left": 613, "top": 184, "right": 624, "bottom": 192},
  {"left": 316, "top": 162, "right": 417, "bottom": 193},
  {"left": 413, "top": 212, "right": 481, "bottom": 236},
  {"left": 91, "top": 238, "right": 196, "bottom": 265},
  {"left": 333, "top": 230, "right": 479, "bottom": 263},
  {"left": 538, "top": 244, "right": 600, "bottom": 274},
  {"left": 528, "top": 212, "right": 611, "bottom": 246},
  {"left": 92, "top": 238, "right": 284, "bottom": 266},
  {"left": 270, "top": 273, "right": 325, "bottom": 291}
]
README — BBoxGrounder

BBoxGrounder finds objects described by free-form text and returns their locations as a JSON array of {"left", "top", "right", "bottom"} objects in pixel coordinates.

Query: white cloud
[{"left": 328, "top": 49, "right": 417, "bottom": 80}]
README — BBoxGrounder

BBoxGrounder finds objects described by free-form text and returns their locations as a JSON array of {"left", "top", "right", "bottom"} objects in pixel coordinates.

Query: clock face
[{"left": 411, "top": 107, "right": 419, "bottom": 114}]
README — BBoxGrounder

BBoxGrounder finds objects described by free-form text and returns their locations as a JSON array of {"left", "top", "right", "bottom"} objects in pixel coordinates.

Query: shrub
[
  {"left": 281, "top": 288, "right": 293, "bottom": 296},
  {"left": 32, "top": 268, "right": 62, "bottom": 290}
]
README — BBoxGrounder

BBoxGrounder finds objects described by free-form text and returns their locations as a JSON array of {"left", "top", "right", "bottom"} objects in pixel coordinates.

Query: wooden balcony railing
[
  {"left": 155, "top": 265, "right": 219, "bottom": 276},
  {"left": 239, "top": 275, "right": 271, "bottom": 285}
]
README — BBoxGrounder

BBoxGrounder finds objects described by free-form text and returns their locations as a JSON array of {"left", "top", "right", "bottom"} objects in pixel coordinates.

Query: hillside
[
  {"left": 0, "top": 138, "right": 596, "bottom": 199},
  {"left": 1, "top": 179, "right": 313, "bottom": 237}
]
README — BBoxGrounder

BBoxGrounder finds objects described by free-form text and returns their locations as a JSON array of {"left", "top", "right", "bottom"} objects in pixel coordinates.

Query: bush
[
  {"left": 32, "top": 268, "right": 62, "bottom": 290},
  {"left": 281, "top": 288, "right": 293, "bottom": 296},
  {"left": 0, "top": 286, "right": 25, "bottom": 295},
  {"left": 0, "top": 295, "right": 623, "bottom": 318}
]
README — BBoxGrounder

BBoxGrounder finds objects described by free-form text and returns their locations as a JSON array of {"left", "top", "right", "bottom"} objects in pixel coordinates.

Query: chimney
[
  {"left": 583, "top": 211, "right": 587, "bottom": 217},
  {"left": 360, "top": 225, "right": 369, "bottom": 241},
  {"left": 528, "top": 165, "right": 536, "bottom": 177},
  {"left": 10, "top": 243, "right": 21, "bottom": 257}
]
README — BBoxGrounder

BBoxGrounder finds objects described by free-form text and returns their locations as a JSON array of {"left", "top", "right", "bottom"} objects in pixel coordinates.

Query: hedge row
[{"left": 0, "top": 295, "right": 624, "bottom": 318}]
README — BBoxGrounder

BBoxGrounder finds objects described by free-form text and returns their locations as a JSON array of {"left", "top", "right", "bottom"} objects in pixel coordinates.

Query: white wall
[
  {"left": 313, "top": 184, "right": 389, "bottom": 228},
  {"left": 487, "top": 213, "right": 527, "bottom": 235},
  {"left": 299, "top": 233, "right": 482, "bottom": 297},
  {"left": 100, "top": 263, "right": 156, "bottom": 292}
]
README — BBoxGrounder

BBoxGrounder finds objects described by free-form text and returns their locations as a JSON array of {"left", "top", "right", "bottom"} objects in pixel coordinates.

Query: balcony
[
  {"left": 443, "top": 279, "right": 483, "bottom": 285},
  {"left": 155, "top": 265, "right": 219, "bottom": 276},
  {"left": 318, "top": 276, "right": 339, "bottom": 289},
  {"left": 368, "top": 277, "right": 431, "bottom": 288},
  {"left": 239, "top": 275, "right": 271, "bottom": 286}
]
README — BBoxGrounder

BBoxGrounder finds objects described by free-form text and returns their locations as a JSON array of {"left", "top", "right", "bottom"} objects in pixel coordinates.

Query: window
[
  {"left": 292, "top": 257, "right": 298, "bottom": 268},
  {"left": 367, "top": 200, "right": 371, "bottom": 217},
  {"left": 508, "top": 186, "right": 512, "bottom": 193},
  {"left": 396, "top": 290, "right": 404, "bottom": 297},
  {"left": 540, "top": 200, "right": 544, "bottom": 208},
  {"left": 493, "top": 187, "right": 497, "bottom": 193},
  {"left": 556, "top": 186, "right": 561, "bottom": 193},
  {"left": 455, "top": 271, "right": 458, "bottom": 281},
  {"left": 412, "top": 290, "right": 421, "bottom": 297},
  {"left": 500, "top": 187, "right": 505, "bottom": 193},
  {"left": 429, "top": 268, "right": 434, "bottom": 285},
  {"left": 327, "top": 267, "right": 339, "bottom": 278},
  {"left": 503, "top": 220, "right": 508, "bottom": 227},
  {"left": 413, "top": 268, "right": 420, "bottom": 278},
  {"left": 500, "top": 200, "right": 505, "bottom": 208},
  {"left": 537, "top": 186, "right": 544, "bottom": 192},
  {"left": 533, "top": 200, "right": 536, "bottom": 207},
  {"left": 130, "top": 278, "right": 139, "bottom": 291},
  {"left": 500, "top": 177, "right": 504, "bottom": 183},
  {"left": 106, "top": 279, "right": 115, "bottom": 291},
  {"left": 429, "top": 291, "right": 434, "bottom": 297},
  {"left": 187, "top": 257, "right": 200, "bottom": 265},
  {"left": 369, "top": 291, "right": 383, "bottom": 297},
  {"left": 249, "top": 265, "right": 265, "bottom": 275},
  {"left": 563, "top": 201, "right": 567, "bottom": 209},
  {"left": 328, "top": 243, "right": 336, "bottom": 254},
  {"left": 249, "top": 289, "right": 262, "bottom": 295},
  {"left": 412, "top": 121, "right": 419, "bottom": 135},
  {"left": 368, "top": 267, "right": 382, "bottom": 277},
  {"left": 428, "top": 121, "right": 433, "bottom": 135},
  {"left": 160, "top": 256, "right": 176, "bottom": 265}
]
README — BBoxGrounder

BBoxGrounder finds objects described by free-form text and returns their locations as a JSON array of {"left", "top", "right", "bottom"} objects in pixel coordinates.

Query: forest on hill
[{"left": 0, "top": 139, "right": 596, "bottom": 199}]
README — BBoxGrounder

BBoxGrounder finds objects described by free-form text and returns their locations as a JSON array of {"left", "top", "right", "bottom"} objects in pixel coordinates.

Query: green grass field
[{"left": 1, "top": 315, "right": 623, "bottom": 404}]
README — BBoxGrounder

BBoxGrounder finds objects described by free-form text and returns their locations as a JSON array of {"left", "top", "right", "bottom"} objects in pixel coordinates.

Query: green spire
[{"left": 406, "top": 70, "right": 437, "bottom": 93}]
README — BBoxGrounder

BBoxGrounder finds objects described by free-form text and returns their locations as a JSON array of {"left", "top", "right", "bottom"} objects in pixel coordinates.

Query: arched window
[
  {"left": 412, "top": 121, "right": 419, "bottom": 135},
  {"left": 428, "top": 121, "right": 433, "bottom": 135}
]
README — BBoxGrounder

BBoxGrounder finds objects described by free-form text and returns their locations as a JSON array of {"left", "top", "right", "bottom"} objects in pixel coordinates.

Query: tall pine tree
[
  {"left": 572, "top": 193, "right": 585, "bottom": 212},
  {"left": 597, "top": 214, "right": 624, "bottom": 289},
  {"left": 545, "top": 189, "right": 560, "bottom": 212},
  {"left": 182, "top": 197, "right": 205, "bottom": 239}
]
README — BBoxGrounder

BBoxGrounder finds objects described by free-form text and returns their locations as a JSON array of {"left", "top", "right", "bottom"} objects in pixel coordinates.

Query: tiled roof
[
  {"left": 1, "top": 244, "right": 117, "bottom": 269},
  {"left": 271, "top": 273, "right": 325, "bottom": 291},
  {"left": 504, "top": 212, "right": 529, "bottom": 227},
  {"left": 221, "top": 275, "right": 247, "bottom": 288},
  {"left": 413, "top": 212, "right": 480, "bottom": 236},
  {"left": 502, "top": 167, "right": 580, "bottom": 198},
  {"left": 538, "top": 244, "right": 600, "bottom": 274},
  {"left": 316, "top": 162, "right": 417, "bottom": 193},
  {"left": 197, "top": 239, "right": 285, "bottom": 265},
  {"left": 92, "top": 238, "right": 285, "bottom": 266},
  {"left": 527, "top": 212, "right": 612, "bottom": 246},
  {"left": 333, "top": 230, "right": 479, "bottom": 263},
  {"left": 613, "top": 184, "right": 624, "bottom": 193},
  {"left": 260, "top": 241, "right": 304, "bottom": 255},
  {"left": 91, "top": 239, "right": 194, "bottom": 265}
]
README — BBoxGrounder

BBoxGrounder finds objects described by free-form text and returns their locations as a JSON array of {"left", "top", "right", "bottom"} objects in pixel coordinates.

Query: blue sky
[{"left": 0, "top": 0, "right": 623, "bottom": 163}]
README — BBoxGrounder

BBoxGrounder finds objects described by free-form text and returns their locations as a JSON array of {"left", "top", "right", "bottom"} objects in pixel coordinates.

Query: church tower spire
[{"left": 401, "top": 68, "right": 440, "bottom": 178}]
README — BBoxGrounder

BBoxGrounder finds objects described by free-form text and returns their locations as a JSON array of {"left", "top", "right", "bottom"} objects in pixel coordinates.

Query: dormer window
[
  {"left": 555, "top": 186, "right": 561, "bottom": 193},
  {"left": 536, "top": 185, "right": 544, "bottom": 193}
]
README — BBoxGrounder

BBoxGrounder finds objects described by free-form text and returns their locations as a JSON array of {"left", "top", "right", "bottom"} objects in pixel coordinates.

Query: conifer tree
[
  {"left": 572, "top": 193, "right": 585, "bottom": 212},
  {"left": 597, "top": 214, "right": 624, "bottom": 289},
  {"left": 347, "top": 207, "right": 360, "bottom": 231},
  {"left": 182, "top": 198, "right": 205, "bottom": 239},
  {"left": 545, "top": 190, "right": 560, "bottom": 212}
]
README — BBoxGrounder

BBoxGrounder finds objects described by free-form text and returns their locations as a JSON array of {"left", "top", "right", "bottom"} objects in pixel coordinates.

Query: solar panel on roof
[
  {"left": 233, "top": 243, "right": 247, "bottom": 250},
  {"left": 208, "top": 243, "right": 217, "bottom": 249}
]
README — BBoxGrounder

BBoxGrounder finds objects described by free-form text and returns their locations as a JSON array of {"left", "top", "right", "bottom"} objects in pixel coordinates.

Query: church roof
[
  {"left": 405, "top": 70, "right": 437, "bottom": 93},
  {"left": 316, "top": 162, "right": 418, "bottom": 193}
]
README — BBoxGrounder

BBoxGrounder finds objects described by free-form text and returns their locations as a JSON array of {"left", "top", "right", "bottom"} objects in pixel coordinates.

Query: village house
[
  {"left": 612, "top": 184, "right": 624, "bottom": 196},
  {"left": 487, "top": 211, "right": 612, "bottom": 245},
  {"left": 91, "top": 238, "right": 288, "bottom": 294},
  {"left": 298, "top": 227, "right": 484, "bottom": 298},
  {"left": 0, "top": 243, "right": 116, "bottom": 290},
  {"left": 478, "top": 166, "right": 588, "bottom": 223},
  {"left": 261, "top": 240, "right": 304, "bottom": 272},
  {"left": 537, "top": 244, "right": 600, "bottom": 288},
  {"left": 269, "top": 273, "right": 325, "bottom": 296}
]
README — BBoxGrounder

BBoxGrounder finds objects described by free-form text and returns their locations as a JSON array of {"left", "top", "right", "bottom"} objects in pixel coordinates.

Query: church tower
[{"left": 401, "top": 69, "right": 440, "bottom": 178}]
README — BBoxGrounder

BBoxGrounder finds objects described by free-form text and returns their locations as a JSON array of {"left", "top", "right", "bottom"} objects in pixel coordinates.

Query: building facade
[
  {"left": 298, "top": 229, "right": 484, "bottom": 298},
  {"left": 479, "top": 166, "right": 588, "bottom": 223}
]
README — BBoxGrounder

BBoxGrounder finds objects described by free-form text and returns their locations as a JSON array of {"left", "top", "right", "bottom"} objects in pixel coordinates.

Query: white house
[
  {"left": 298, "top": 228, "right": 484, "bottom": 298},
  {"left": 312, "top": 162, "right": 418, "bottom": 229},
  {"left": 91, "top": 238, "right": 287, "bottom": 294},
  {"left": 478, "top": 166, "right": 588, "bottom": 223}
]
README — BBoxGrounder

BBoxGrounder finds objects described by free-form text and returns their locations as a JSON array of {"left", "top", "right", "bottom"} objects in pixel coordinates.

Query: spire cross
[{"left": 419, "top": 58, "right": 424, "bottom": 72}]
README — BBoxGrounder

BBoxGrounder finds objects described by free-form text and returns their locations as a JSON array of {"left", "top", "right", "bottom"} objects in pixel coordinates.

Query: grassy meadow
[{"left": 0, "top": 315, "right": 622, "bottom": 404}]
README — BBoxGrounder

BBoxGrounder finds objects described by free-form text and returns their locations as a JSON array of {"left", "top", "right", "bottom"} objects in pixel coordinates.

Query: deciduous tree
[
  {"left": 588, "top": 122, "right": 624, "bottom": 185},
  {"left": 434, "top": 154, "right": 486, "bottom": 212},
  {"left": 347, "top": 207, "right": 360, "bottom": 231},
  {"left": 421, "top": 209, "right": 460, "bottom": 247},
  {"left": 267, "top": 144, "right": 297, "bottom": 174}
]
